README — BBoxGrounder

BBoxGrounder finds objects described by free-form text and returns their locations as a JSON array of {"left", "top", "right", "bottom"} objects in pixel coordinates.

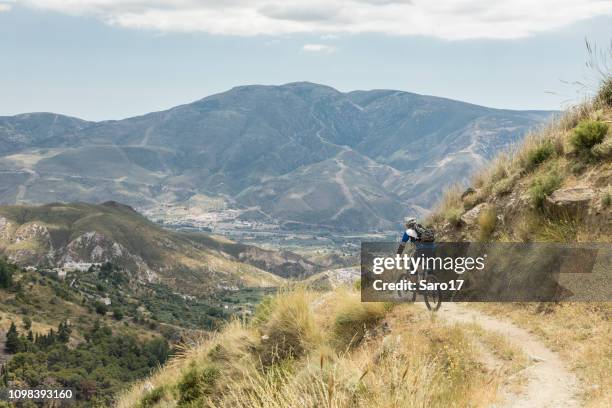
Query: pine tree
[
  {"left": 5, "top": 322, "right": 19, "bottom": 353},
  {"left": 58, "top": 321, "right": 71, "bottom": 343},
  {"left": 0, "top": 261, "right": 12, "bottom": 289}
]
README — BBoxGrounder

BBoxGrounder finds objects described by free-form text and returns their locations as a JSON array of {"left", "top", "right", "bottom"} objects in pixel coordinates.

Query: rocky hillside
[
  {"left": 0, "top": 202, "right": 323, "bottom": 294},
  {"left": 0, "top": 82, "right": 554, "bottom": 231},
  {"left": 113, "top": 81, "right": 612, "bottom": 408},
  {"left": 426, "top": 79, "right": 612, "bottom": 408},
  {"left": 429, "top": 79, "right": 612, "bottom": 244}
]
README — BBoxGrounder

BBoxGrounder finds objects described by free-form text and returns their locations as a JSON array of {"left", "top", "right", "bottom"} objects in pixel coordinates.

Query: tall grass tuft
[
  {"left": 597, "top": 77, "right": 612, "bottom": 107},
  {"left": 332, "top": 293, "right": 389, "bottom": 350},
  {"left": 428, "top": 185, "right": 464, "bottom": 226},
  {"left": 258, "top": 290, "right": 321, "bottom": 365},
  {"left": 477, "top": 207, "right": 497, "bottom": 241}
]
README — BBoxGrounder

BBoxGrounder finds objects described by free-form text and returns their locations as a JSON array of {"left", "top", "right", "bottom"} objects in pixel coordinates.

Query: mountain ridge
[
  {"left": 0, "top": 201, "right": 326, "bottom": 294},
  {"left": 0, "top": 82, "right": 556, "bottom": 231}
]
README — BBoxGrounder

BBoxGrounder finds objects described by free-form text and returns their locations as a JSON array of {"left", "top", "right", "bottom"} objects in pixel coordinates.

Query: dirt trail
[{"left": 438, "top": 303, "right": 581, "bottom": 408}]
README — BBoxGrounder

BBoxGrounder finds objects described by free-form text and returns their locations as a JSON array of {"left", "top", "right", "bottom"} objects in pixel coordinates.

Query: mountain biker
[{"left": 397, "top": 217, "right": 427, "bottom": 255}]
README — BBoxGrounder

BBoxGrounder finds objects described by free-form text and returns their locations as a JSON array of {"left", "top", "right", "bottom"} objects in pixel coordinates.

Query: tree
[
  {"left": 95, "top": 302, "right": 108, "bottom": 315},
  {"left": 0, "top": 260, "right": 13, "bottom": 289},
  {"left": 5, "top": 322, "right": 19, "bottom": 353},
  {"left": 58, "top": 321, "right": 71, "bottom": 343},
  {"left": 112, "top": 308, "right": 124, "bottom": 321},
  {"left": 22, "top": 316, "right": 32, "bottom": 331}
]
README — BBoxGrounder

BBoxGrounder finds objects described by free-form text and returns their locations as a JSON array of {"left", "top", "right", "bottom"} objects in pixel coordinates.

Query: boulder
[
  {"left": 545, "top": 187, "right": 594, "bottom": 217},
  {"left": 460, "top": 203, "right": 489, "bottom": 226}
]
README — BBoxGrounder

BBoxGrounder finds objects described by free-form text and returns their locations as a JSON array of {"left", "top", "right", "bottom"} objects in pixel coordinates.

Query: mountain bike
[{"left": 395, "top": 267, "right": 442, "bottom": 311}]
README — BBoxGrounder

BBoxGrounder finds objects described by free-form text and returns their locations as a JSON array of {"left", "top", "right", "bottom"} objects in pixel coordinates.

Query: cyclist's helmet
[{"left": 404, "top": 217, "right": 417, "bottom": 227}]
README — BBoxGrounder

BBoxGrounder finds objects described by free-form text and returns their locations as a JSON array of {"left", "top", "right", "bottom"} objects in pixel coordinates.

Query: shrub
[
  {"left": 477, "top": 207, "right": 497, "bottom": 241},
  {"left": 252, "top": 295, "right": 275, "bottom": 327},
  {"left": 444, "top": 207, "right": 463, "bottom": 227},
  {"left": 529, "top": 171, "right": 562, "bottom": 209},
  {"left": 570, "top": 120, "right": 608, "bottom": 155},
  {"left": 462, "top": 192, "right": 482, "bottom": 210},
  {"left": 492, "top": 176, "right": 516, "bottom": 196},
  {"left": 525, "top": 141, "right": 555, "bottom": 170},
  {"left": 177, "top": 364, "right": 220, "bottom": 405},
  {"left": 592, "top": 138, "right": 612, "bottom": 159},
  {"left": 137, "top": 386, "right": 168, "bottom": 408},
  {"left": 95, "top": 302, "right": 108, "bottom": 315},
  {"left": 112, "top": 308, "right": 124, "bottom": 321}
]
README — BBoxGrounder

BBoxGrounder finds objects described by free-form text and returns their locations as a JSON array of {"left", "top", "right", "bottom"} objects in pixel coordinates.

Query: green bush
[
  {"left": 526, "top": 141, "right": 555, "bottom": 170},
  {"left": 492, "top": 176, "right": 516, "bottom": 196},
  {"left": 177, "top": 364, "right": 220, "bottom": 405},
  {"left": 112, "top": 307, "right": 124, "bottom": 321},
  {"left": 529, "top": 171, "right": 562, "bottom": 209},
  {"left": 570, "top": 120, "right": 608, "bottom": 155},
  {"left": 94, "top": 302, "right": 108, "bottom": 315},
  {"left": 138, "top": 386, "right": 168, "bottom": 408}
]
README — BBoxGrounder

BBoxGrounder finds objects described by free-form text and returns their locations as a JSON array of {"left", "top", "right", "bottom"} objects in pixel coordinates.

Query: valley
[
  {"left": 0, "top": 83, "right": 555, "bottom": 232},
  {"left": 0, "top": 81, "right": 607, "bottom": 407}
]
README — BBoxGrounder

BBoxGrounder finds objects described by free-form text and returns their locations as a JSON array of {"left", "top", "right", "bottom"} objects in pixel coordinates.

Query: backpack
[{"left": 420, "top": 227, "right": 435, "bottom": 242}]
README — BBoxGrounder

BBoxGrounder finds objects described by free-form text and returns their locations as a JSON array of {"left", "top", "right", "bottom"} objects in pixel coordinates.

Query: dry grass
[
  {"left": 602, "top": 189, "right": 611, "bottom": 207},
  {"left": 463, "top": 323, "right": 529, "bottom": 375},
  {"left": 117, "top": 292, "right": 501, "bottom": 408},
  {"left": 210, "top": 303, "right": 499, "bottom": 408},
  {"left": 477, "top": 207, "right": 497, "bottom": 241},
  {"left": 428, "top": 94, "right": 594, "bottom": 229},
  {"left": 257, "top": 289, "right": 322, "bottom": 365},
  {"left": 331, "top": 292, "right": 389, "bottom": 350},
  {"left": 429, "top": 185, "right": 462, "bottom": 216},
  {"left": 475, "top": 303, "right": 612, "bottom": 408},
  {"left": 427, "top": 185, "right": 463, "bottom": 226}
]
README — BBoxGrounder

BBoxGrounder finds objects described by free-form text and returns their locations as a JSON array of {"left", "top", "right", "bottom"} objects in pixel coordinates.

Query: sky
[{"left": 1, "top": 0, "right": 612, "bottom": 121}]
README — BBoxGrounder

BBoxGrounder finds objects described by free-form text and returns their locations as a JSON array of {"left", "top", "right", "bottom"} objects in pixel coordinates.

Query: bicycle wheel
[
  {"left": 423, "top": 275, "right": 442, "bottom": 311},
  {"left": 396, "top": 273, "right": 416, "bottom": 302}
]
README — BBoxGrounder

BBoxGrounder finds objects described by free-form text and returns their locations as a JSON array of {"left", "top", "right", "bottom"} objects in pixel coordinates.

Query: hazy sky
[{"left": 1, "top": 1, "right": 612, "bottom": 120}]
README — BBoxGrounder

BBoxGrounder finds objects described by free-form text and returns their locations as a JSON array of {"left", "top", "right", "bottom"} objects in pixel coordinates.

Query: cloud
[
  {"left": 14, "top": 0, "right": 612, "bottom": 39},
  {"left": 302, "top": 43, "right": 336, "bottom": 53},
  {"left": 0, "top": 3, "right": 12, "bottom": 12}
]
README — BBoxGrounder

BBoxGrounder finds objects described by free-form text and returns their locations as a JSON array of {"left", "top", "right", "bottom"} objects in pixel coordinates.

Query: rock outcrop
[{"left": 545, "top": 187, "right": 595, "bottom": 218}]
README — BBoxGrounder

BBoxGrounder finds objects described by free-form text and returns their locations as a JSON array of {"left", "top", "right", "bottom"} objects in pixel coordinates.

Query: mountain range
[
  {"left": 0, "top": 202, "right": 323, "bottom": 294},
  {"left": 0, "top": 82, "right": 555, "bottom": 231}
]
